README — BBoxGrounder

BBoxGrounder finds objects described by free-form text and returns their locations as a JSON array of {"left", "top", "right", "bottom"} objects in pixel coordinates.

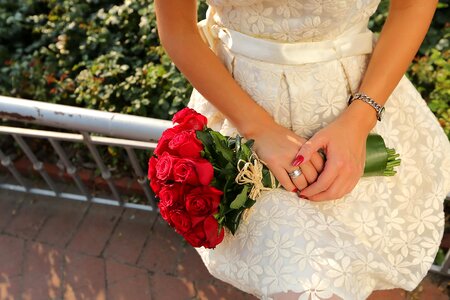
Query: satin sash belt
[{"left": 197, "top": 19, "right": 374, "bottom": 65}]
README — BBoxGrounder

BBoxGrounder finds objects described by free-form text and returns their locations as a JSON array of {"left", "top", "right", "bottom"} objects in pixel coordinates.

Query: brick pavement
[
  {"left": 0, "top": 189, "right": 255, "bottom": 300},
  {"left": 0, "top": 189, "right": 447, "bottom": 300}
]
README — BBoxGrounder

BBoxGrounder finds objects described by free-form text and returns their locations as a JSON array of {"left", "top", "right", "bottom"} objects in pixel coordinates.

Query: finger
[
  {"left": 270, "top": 165, "right": 297, "bottom": 192},
  {"left": 310, "top": 152, "right": 325, "bottom": 174},
  {"left": 286, "top": 167, "right": 309, "bottom": 191},
  {"left": 292, "top": 134, "right": 326, "bottom": 167},
  {"left": 308, "top": 177, "right": 355, "bottom": 202},
  {"left": 299, "top": 160, "right": 339, "bottom": 198},
  {"left": 296, "top": 162, "right": 318, "bottom": 185}
]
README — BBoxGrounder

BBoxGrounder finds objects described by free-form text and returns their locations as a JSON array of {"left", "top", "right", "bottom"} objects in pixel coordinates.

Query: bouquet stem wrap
[
  {"left": 235, "top": 154, "right": 278, "bottom": 200},
  {"left": 363, "top": 134, "right": 401, "bottom": 176}
]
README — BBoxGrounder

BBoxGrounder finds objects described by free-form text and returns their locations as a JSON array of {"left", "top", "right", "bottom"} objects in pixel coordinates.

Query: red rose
[
  {"left": 173, "top": 108, "right": 207, "bottom": 131},
  {"left": 185, "top": 186, "right": 222, "bottom": 217},
  {"left": 158, "top": 205, "right": 171, "bottom": 225},
  {"left": 150, "top": 178, "right": 164, "bottom": 197},
  {"left": 168, "top": 130, "right": 203, "bottom": 158},
  {"left": 158, "top": 184, "right": 184, "bottom": 208},
  {"left": 183, "top": 223, "right": 205, "bottom": 247},
  {"left": 183, "top": 216, "right": 224, "bottom": 248},
  {"left": 148, "top": 156, "right": 163, "bottom": 196},
  {"left": 173, "top": 108, "right": 196, "bottom": 123},
  {"left": 170, "top": 210, "right": 192, "bottom": 233},
  {"left": 173, "top": 158, "right": 214, "bottom": 186},
  {"left": 155, "top": 152, "right": 177, "bottom": 181},
  {"left": 148, "top": 156, "right": 157, "bottom": 181},
  {"left": 203, "top": 215, "right": 225, "bottom": 248},
  {"left": 158, "top": 184, "right": 186, "bottom": 225},
  {"left": 154, "top": 127, "right": 180, "bottom": 156}
]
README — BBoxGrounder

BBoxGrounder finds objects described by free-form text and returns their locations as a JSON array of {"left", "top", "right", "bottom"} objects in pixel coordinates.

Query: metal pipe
[
  {"left": 0, "top": 126, "right": 157, "bottom": 149},
  {"left": 81, "top": 132, "right": 122, "bottom": 204},
  {"left": 137, "top": 177, "right": 156, "bottom": 209},
  {"left": 125, "top": 146, "right": 156, "bottom": 208},
  {"left": 124, "top": 146, "right": 145, "bottom": 178},
  {"left": 0, "top": 96, "right": 171, "bottom": 142},
  {"left": 0, "top": 149, "right": 29, "bottom": 189},
  {"left": 11, "top": 134, "right": 59, "bottom": 196},
  {"left": 48, "top": 138, "right": 91, "bottom": 200},
  {"left": 0, "top": 126, "right": 163, "bottom": 205},
  {"left": 0, "top": 183, "right": 153, "bottom": 211}
]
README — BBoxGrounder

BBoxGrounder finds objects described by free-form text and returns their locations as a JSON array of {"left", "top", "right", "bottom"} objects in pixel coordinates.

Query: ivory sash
[{"left": 197, "top": 8, "right": 374, "bottom": 65}]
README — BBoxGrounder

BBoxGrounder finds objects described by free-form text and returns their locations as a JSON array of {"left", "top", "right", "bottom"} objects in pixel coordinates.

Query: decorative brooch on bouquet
[{"left": 148, "top": 108, "right": 401, "bottom": 249}]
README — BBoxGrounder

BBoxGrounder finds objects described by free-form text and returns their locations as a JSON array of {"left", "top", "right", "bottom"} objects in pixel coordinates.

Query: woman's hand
[
  {"left": 293, "top": 101, "right": 377, "bottom": 201},
  {"left": 247, "top": 119, "right": 325, "bottom": 194},
  {"left": 290, "top": 0, "right": 438, "bottom": 202}
]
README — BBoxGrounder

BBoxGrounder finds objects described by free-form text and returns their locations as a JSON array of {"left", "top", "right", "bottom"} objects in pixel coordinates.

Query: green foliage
[
  {"left": 409, "top": 49, "right": 450, "bottom": 138},
  {"left": 0, "top": 0, "right": 199, "bottom": 120},
  {"left": 370, "top": 0, "right": 449, "bottom": 55},
  {"left": 196, "top": 128, "right": 258, "bottom": 234}
]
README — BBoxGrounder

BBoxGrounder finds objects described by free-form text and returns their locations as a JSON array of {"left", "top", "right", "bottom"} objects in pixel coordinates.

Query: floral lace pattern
[
  {"left": 188, "top": 1, "right": 450, "bottom": 299},
  {"left": 207, "top": 0, "right": 381, "bottom": 42}
]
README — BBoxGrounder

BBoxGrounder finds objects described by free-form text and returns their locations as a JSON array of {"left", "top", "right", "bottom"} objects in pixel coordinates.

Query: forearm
[
  {"left": 155, "top": 0, "right": 273, "bottom": 138},
  {"left": 344, "top": 0, "right": 438, "bottom": 131}
]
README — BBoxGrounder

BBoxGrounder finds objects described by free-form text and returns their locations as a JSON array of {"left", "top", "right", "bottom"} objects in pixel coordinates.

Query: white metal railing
[
  {"left": 0, "top": 96, "right": 171, "bottom": 211},
  {"left": 0, "top": 95, "right": 448, "bottom": 275}
]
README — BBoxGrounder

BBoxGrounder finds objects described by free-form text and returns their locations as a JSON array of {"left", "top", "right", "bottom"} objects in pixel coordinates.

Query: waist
[{"left": 197, "top": 20, "right": 374, "bottom": 65}]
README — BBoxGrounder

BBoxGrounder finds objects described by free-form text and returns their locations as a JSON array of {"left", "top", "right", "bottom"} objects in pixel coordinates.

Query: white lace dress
[{"left": 187, "top": 1, "right": 450, "bottom": 299}]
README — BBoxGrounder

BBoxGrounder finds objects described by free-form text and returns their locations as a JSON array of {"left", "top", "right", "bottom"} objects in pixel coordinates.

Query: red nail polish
[
  {"left": 292, "top": 188, "right": 298, "bottom": 193},
  {"left": 292, "top": 155, "right": 304, "bottom": 166},
  {"left": 299, "top": 194, "right": 309, "bottom": 200}
]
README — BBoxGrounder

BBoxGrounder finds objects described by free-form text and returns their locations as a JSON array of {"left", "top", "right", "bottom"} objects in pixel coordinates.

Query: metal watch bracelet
[{"left": 347, "top": 92, "right": 385, "bottom": 121}]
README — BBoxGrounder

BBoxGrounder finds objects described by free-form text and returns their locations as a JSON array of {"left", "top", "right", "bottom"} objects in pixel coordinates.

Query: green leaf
[
  {"left": 245, "top": 138, "right": 254, "bottom": 149},
  {"left": 234, "top": 135, "right": 242, "bottom": 154},
  {"left": 196, "top": 129, "right": 216, "bottom": 159},
  {"left": 261, "top": 168, "right": 278, "bottom": 188},
  {"left": 196, "top": 129, "right": 213, "bottom": 147},
  {"left": 240, "top": 143, "right": 253, "bottom": 161},
  {"left": 210, "top": 131, "right": 234, "bottom": 162},
  {"left": 230, "top": 185, "right": 249, "bottom": 209},
  {"left": 224, "top": 209, "right": 244, "bottom": 235},
  {"left": 434, "top": 248, "right": 446, "bottom": 265},
  {"left": 361, "top": 133, "right": 401, "bottom": 177}
]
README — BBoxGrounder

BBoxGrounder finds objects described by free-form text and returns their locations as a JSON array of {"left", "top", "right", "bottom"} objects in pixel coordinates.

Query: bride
[{"left": 154, "top": 0, "right": 450, "bottom": 299}]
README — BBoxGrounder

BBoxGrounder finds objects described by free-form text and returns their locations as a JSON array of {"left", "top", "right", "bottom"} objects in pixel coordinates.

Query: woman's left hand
[{"left": 293, "top": 101, "right": 377, "bottom": 201}]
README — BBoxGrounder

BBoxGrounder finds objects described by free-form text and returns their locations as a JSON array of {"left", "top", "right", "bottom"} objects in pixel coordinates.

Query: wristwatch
[{"left": 347, "top": 92, "right": 385, "bottom": 121}]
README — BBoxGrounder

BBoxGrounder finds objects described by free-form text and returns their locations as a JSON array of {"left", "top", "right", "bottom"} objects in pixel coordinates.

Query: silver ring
[{"left": 288, "top": 168, "right": 302, "bottom": 179}]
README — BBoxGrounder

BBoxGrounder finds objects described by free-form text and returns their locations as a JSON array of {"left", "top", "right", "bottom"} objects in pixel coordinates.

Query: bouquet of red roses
[
  {"left": 148, "top": 108, "right": 278, "bottom": 248},
  {"left": 148, "top": 108, "right": 401, "bottom": 249}
]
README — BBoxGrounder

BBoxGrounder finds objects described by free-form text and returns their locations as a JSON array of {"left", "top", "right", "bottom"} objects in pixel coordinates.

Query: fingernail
[
  {"left": 292, "top": 155, "right": 304, "bottom": 166},
  {"left": 299, "top": 194, "right": 309, "bottom": 200},
  {"left": 291, "top": 188, "right": 298, "bottom": 193}
]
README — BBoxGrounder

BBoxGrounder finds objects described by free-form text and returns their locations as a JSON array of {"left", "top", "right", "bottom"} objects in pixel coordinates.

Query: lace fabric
[
  {"left": 188, "top": 1, "right": 450, "bottom": 299},
  {"left": 206, "top": 0, "right": 381, "bottom": 42}
]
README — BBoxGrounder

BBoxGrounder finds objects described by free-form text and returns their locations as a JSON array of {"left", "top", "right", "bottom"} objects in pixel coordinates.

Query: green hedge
[
  {"left": 0, "top": 0, "right": 207, "bottom": 120},
  {"left": 0, "top": 0, "right": 448, "bottom": 138}
]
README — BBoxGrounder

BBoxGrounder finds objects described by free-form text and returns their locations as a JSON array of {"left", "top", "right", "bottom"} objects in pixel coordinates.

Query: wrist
[
  {"left": 341, "top": 100, "right": 377, "bottom": 134},
  {"left": 235, "top": 110, "right": 275, "bottom": 140},
  {"left": 348, "top": 92, "right": 385, "bottom": 122}
]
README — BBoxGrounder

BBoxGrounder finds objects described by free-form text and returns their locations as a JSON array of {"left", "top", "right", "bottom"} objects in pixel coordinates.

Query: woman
[{"left": 154, "top": 0, "right": 450, "bottom": 299}]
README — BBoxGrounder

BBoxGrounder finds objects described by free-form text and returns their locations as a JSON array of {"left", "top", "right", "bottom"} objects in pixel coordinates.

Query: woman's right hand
[{"left": 247, "top": 120, "right": 325, "bottom": 194}]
